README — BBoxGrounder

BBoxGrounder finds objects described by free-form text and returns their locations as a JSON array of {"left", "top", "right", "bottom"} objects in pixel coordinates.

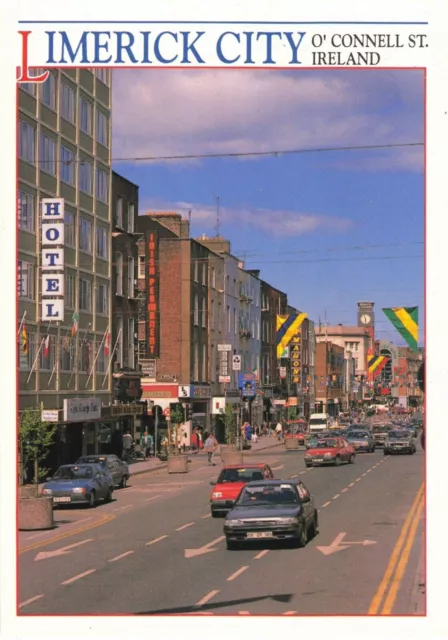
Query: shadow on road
[{"left": 135, "top": 593, "right": 294, "bottom": 615}]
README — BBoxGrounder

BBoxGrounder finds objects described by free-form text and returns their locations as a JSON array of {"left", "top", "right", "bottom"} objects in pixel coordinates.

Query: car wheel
[
  {"left": 334, "top": 456, "right": 341, "bottom": 467},
  {"left": 383, "top": 450, "right": 388, "bottom": 456},
  {"left": 211, "top": 511, "right": 220, "bottom": 518},
  {"left": 226, "top": 539, "right": 239, "bottom": 551},
  {"left": 104, "top": 487, "right": 113, "bottom": 502},
  {"left": 120, "top": 475, "right": 128, "bottom": 489},
  {"left": 88, "top": 491, "right": 96, "bottom": 508},
  {"left": 305, "top": 462, "right": 312, "bottom": 468},
  {"left": 309, "top": 512, "right": 319, "bottom": 539},
  {"left": 349, "top": 454, "right": 355, "bottom": 464},
  {"left": 296, "top": 522, "right": 308, "bottom": 548}
]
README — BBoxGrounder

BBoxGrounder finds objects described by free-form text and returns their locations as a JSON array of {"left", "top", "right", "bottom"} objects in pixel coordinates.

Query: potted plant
[
  {"left": 167, "top": 406, "right": 189, "bottom": 474},
  {"left": 18, "top": 408, "right": 57, "bottom": 531},
  {"left": 221, "top": 404, "right": 244, "bottom": 465}
]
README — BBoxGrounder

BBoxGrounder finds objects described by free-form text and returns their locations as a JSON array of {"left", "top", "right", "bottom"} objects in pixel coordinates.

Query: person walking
[
  {"left": 204, "top": 433, "right": 218, "bottom": 466},
  {"left": 275, "top": 421, "right": 283, "bottom": 441},
  {"left": 140, "top": 431, "right": 148, "bottom": 460},
  {"left": 146, "top": 432, "right": 153, "bottom": 458},
  {"left": 122, "top": 430, "right": 133, "bottom": 461}
]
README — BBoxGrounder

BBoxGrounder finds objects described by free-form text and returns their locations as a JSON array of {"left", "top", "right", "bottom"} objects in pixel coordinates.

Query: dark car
[
  {"left": 306, "top": 432, "right": 332, "bottom": 449},
  {"left": 41, "top": 464, "right": 114, "bottom": 507},
  {"left": 384, "top": 430, "right": 416, "bottom": 455},
  {"left": 76, "top": 454, "right": 130, "bottom": 488},
  {"left": 345, "top": 430, "right": 375, "bottom": 453},
  {"left": 372, "top": 425, "right": 392, "bottom": 447},
  {"left": 223, "top": 479, "right": 318, "bottom": 550}
]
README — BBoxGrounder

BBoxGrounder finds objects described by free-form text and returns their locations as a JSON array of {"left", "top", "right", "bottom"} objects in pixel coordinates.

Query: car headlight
[
  {"left": 276, "top": 517, "right": 299, "bottom": 525},
  {"left": 72, "top": 487, "right": 86, "bottom": 493},
  {"left": 324, "top": 453, "right": 335, "bottom": 458},
  {"left": 212, "top": 492, "right": 223, "bottom": 499},
  {"left": 305, "top": 454, "right": 312, "bottom": 459},
  {"left": 225, "top": 519, "right": 242, "bottom": 526},
  {"left": 42, "top": 488, "right": 52, "bottom": 495}
]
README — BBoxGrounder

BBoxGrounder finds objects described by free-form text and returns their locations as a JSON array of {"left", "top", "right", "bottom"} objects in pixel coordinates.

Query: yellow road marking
[{"left": 368, "top": 483, "right": 424, "bottom": 615}]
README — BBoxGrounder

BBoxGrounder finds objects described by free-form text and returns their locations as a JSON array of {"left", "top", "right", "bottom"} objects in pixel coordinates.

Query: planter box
[
  {"left": 285, "top": 437, "right": 300, "bottom": 450},
  {"left": 167, "top": 455, "right": 189, "bottom": 474},
  {"left": 221, "top": 449, "right": 244, "bottom": 466},
  {"left": 18, "top": 490, "right": 54, "bottom": 531}
]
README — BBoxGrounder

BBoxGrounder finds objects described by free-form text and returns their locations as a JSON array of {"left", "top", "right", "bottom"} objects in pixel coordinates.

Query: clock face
[{"left": 360, "top": 314, "right": 371, "bottom": 325}]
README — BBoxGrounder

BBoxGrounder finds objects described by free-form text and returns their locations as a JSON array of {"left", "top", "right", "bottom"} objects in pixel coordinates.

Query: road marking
[
  {"left": 202, "top": 514, "right": 212, "bottom": 519},
  {"left": 25, "top": 517, "right": 94, "bottom": 541},
  {"left": 61, "top": 569, "right": 96, "bottom": 585},
  {"left": 322, "top": 501, "right": 331, "bottom": 508},
  {"left": 290, "top": 474, "right": 298, "bottom": 478},
  {"left": 146, "top": 535, "right": 168, "bottom": 546},
  {"left": 368, "top": 483, "right": 424, "bottom": 615},
  {"left": 34, "top": 538, "right": 94, "bottom": 562},
  {"left": 366, "top": 469, "right": 372, "bottom": 473},
  {"left": 185, "top": 536, "right": 225, "bottom": 558},
  {"left": 19, "top": 594, "right": 44, "bottom": 608},
  {"left": 317, "top": 532, "right": 377, "bottom": 556},
  {"left": 355, "top": 478, "right": 362, "bottom": 482},
  {"left": 227, "top": 566, "right": 249, "bottom": 581},
  {"left": 108, "top": 550, "right": 135, "bottom": 562},
  {"left": 113, "top": 504, "right": 132, "bottom": 512},
  {"left": 197, "top": 466, "right": 208, "bottom": 471},
  {"left": 332, "top": 494, "right": 340, "bottom": 500},
  {"left": 144, "top": 494, "right": 162, "bottom": 502},
  {"left": 176, "top": 522, "right": 195, "bottom": 531},
  {"left": 361, "top": 473, "right": 367, "bottom": 477},
  {"left": 348, "top": 482, "right": 355, "bottom": 487},
  {"left": 254, "top": 549, "right": 269, "bottom": 560},
  {"left": 271, "top": 465, "right": 285, "bottom": 470},
  {"left": 195, "top": 590, "right": 219, "bottom": 607},
  {"left": 299, "top": 471, "right": 307, "bottom": 475},
  {"left": 340, "top": 488, "right": 348, "bottom": 493},
  {"left": 283, "top": 611, "right": 297, "bottom": 615}
]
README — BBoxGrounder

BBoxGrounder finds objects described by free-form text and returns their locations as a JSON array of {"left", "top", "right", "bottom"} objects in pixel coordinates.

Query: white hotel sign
[{"left": 40, "top": 198, "right": 65, "bottom": 321}]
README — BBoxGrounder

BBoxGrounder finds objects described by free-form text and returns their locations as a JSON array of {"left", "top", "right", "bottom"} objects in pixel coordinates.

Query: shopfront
[{"left": 178, "top": 384, "right": 211, "bottom": 432}]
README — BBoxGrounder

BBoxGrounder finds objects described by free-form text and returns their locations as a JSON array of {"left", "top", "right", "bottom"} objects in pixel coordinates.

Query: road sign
[
  {"left": 218, "top": 344, "right": 232, "bottom": 352},
  {"left": 232, "top": 355, "right": 241, "bottom": 371}
]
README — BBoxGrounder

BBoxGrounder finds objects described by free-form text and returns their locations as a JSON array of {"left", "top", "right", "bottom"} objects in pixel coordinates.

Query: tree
[
  {"left": 18, "top": 408, "right": 57, "bottom": 493},
  {"left": 224, "top": 403, "right": 238, "bottom": 446},
  {"left": 169, "top": 406, "right": 185, "bottom": 456}
]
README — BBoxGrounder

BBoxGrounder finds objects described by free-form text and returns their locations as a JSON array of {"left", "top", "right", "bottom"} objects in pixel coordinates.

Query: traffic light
[
  {"left": 187, "top": 405, "right": 193, "bottom": 421},
  {"left": 417, "top": 362, "right": 424, "bottom": 393}
]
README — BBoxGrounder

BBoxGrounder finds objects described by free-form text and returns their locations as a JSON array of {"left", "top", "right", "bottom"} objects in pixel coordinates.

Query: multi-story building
[
  {"left": 375, "top": 340, "right": 423, "bottom": 408},
  {"left": 314, "top": 341, "right": 345, "bottom": 416},
  {"left": 307, "top": 319, "right": 316, "bottom": 417},
  {"left": 18, "top": 69, "right": 118, "bottom": 465}
]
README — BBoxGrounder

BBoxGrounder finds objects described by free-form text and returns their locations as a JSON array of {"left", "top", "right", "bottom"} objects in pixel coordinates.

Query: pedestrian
[
  {"left": 146, "top": 432, "right": 153, "bottom": 458},
  {"left": 122, "top": 430, "right": 132, "bottom": 461},
  {"left": 204, "top": 433, "right": 218, "bottom": 466},
  {"left": 140, "top": 431, "right": 148, "bottom": 460},
  {"left": 275, "top": 421, "right": 283, "bottom": 441},
  {"left": 252, "top": 425, "right": 259, "bottom": 443}
]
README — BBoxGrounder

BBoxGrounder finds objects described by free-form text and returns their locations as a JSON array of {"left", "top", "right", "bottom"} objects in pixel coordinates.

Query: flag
[
  {"left": 21, "top": 322, "right": 28, "bottom": 355},
  {"left": 43, "top": 335, "right": 50, "bottom": 358},
  {"left": 104, "top": 330, "right": 111, "bottom": 357},
  {"left": 367, "top": 354, "right": 388, "bottom": 379},
  {"left": 276, "top": 313, "right": 307, "bottom": 359},
  {"left": 382, "top": 307, "right": 419, "bottom": 352},
  {"left": 71, "top": 312, "right": 79, "bottom": 337}
]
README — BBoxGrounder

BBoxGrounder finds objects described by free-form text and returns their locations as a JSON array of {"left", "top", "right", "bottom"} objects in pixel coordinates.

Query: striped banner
[
  {"left": 372, "top": 357, "right": 388, "bottom": 380},
  {"left": 367, "top": 354, "right": 389, "bottom": 380},
  {"left": 276, "top": 313, "right": 307, "bottom": 359},
  {"left": 382, "top": 307, "right": 418, "bottom": 352}
]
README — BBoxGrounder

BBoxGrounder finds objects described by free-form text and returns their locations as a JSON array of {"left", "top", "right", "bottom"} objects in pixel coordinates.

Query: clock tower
[{"left": 357, "top": 301, "right": 375, "bottom": 351}]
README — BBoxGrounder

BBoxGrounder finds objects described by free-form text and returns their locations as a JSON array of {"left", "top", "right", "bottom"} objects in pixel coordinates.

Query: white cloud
[
  {"left": 139, "top": 199, "right": 353, "bottom": 237},
  {"left": 112, "top": 69, "right": 423, "bottom": 171}
]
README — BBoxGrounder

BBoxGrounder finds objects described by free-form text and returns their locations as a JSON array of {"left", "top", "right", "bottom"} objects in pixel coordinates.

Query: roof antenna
[{"left": 213, "top": 193, "right": 220, "bottom": 238}]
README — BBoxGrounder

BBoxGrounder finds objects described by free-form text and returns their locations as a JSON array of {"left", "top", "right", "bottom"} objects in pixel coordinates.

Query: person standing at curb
[
  {"left": 204, "top": 432, "right": 218, "bottom": 466},
  {"left": 275, "top": 421, "right": 283, "bottom": 441}
]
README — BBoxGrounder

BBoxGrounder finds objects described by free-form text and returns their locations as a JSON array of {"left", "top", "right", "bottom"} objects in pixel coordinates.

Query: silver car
[{"left": 76, "top": 455, "right": 130, "bottom": 488}]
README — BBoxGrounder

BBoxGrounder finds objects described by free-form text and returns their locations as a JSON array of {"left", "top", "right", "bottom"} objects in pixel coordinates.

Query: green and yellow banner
[
  {"left": 382, "top": 307, "right": 418, "bottom": 352},
  {"left": 276, "top": 313, "right": 307, "bottom": 359},
  {"left": 368, "top": 354, "right": 388, "bottom": 379}
]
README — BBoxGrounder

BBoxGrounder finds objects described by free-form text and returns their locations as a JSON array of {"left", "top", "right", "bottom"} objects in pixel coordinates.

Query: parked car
[
  {"left": 224, "top": 479, "right": 318, "bottom": 550},
  {"left": 345, "top": 430, "right": 376, "bottom": 453},
  {"left": 210, "top": 463, "right": 274, "bottom": 517},
  {"left": 305, "top": 436, "right": 356, "bottom": 467},
  {"left": 384, "top": 430, "right": 416, "bottom": 455},
  {"left": 76, "top": 454, "right": 130, "bottom": 488},
  {"left": 41, "top": 464, "right": 114, "bottom": 507}
]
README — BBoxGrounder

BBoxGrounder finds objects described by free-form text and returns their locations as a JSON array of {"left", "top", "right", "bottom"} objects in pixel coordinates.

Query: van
[{"left": 309, "top": 413, "right": 330, "bottom": 433}]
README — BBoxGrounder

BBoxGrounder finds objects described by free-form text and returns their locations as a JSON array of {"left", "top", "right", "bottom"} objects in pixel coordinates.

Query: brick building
[{"left": 314, "top": 341, "right": 345, "bottom": 416}]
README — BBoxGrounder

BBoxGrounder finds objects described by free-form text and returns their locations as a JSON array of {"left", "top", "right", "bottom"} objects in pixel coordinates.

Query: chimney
[{"left": 144, "top": 211, "right": 189, "bottom": 238}]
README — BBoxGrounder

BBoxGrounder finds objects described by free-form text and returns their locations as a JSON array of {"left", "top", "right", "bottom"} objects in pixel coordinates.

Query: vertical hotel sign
[
  {"left": 41, "top": 198, "right": 65, "bottom": 321},
  {"left": 147, "top": 232, "right": 159, "bottom": 357}
]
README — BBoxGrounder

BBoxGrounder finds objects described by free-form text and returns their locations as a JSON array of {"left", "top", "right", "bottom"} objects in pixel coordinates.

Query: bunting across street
[
  {"left": 276, "top": 313, "right": 307, "bottom": 359},
  {"left": 382, "top": 306, "right": 419, "bottom": 352},
  {"left": 367, "top": 354, "right": 389, "bottom": 379}
]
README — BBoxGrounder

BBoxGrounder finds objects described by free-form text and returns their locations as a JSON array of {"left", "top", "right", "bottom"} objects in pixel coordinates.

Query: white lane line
[
  {"left": 348, "top": 482, "right": 355, "bottom": 487},
  {"left": 340, "top": 488, "right": 348, "bottom": 493},
  {"left": 113, "top": 504, "right": 132, "bottom": 512},
  {"left": 355, "top": 478, "right": 362, "bottom": 482},
  {"left": 195, "top": 589, "right": 219, "bottom": 607},
  {"left": 144, "top": 494, "right": 162, "bottom": 502},
  {"left": 283, "top": 611, "right": 297, "bottom": 615},
  {"left": 290, "top": 474, "right": 298, "bottom": 478},
  {"left": 202, "top": 513, "right": 212, "bottom": 519},
  {"left": 299, "top": 471, "right": 307, "bottom": 475},
  {"left": 61, "top": 569, "right": 96, "bottom": 585},
  {"left": 227, "top": 566, "right": 249, "bottom": 581},
  {"left": 146, "top": 535, "right": 168, "bottom": 546},
  {"left": 108, "top": 550, "right": 135, "bottom": 563},
  {"left": 366, "top": 469, "right": 372, "bottom": 473},
  {"left": 19, "top": 594, "right": 44, "bottom": 608},
  {"left": 322, "top": 501, "right": 331, "bottom": 508},
  {"left": 197, "top": 466, "right": 208, "bottom": 471},
  {"left": 254, "top": 549, "right": 269, "bottom": 560},
  {"left": 176, "top": 522, "right": 195, "bottom": 531},
  {"left": 271, "top": 465, "right": 285, "bottom": 470},
  {"left": 332, "top": 494, "right": 340, "bottom": 500}
]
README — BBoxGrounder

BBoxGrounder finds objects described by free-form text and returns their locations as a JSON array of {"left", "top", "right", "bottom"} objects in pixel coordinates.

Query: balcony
[
  {"left": 239, "top": 294, "right": 253, "bottom": 304},
  {"left": 240, "top": 328, "right": 252, "bottom": 339}
]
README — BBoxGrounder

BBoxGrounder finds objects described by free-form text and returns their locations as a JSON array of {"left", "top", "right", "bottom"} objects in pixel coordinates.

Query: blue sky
[{"left": 111, "top": 69, "right": 424, "bottom": 347}]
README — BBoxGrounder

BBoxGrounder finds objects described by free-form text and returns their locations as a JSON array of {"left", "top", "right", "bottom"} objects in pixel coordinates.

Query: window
[
  {"left": 79, "top": 98, "right": 92, "bottom": 134},
  {"left": 96, "top": 68, "right": 109, "bottom": 84},
  {"left": 19, "top": 121, "right": 35, "bottom": 164},
  {"left": 226, "top": 275, "right": 230, "bottom": 293},
  {"left": 138, "top": 255, "right": 145, "bottom": 278},
  {"left": 96, "top": 283, "right": 108, "bottom": 315},
  {"left": 202, "top": 343, "right": 207, "bottom": 381},
  {"left": 193, "top": 294, "right": 199, "bottom": 325},
  {"left": 227, "top": 306, "right": 231, "bottom": 333},
  {"left": 65, "top": 272, "right": 76, "bottom": 308},
  {"left": 211, "top": 300, "right": 215, "bottom": 330},
  {"left": 193, "top": 343, "right": 199, "bottom": 381},
  {"left": 65, "top": 212, "right": 75, "bottom": 247},
  {"left": 96, "top": 339, "right": 105, "bottom": 373},
  {"left": 79, "top": 160, "right": 92, "bottom": 195},
  {"left": 116, "top": 197, "right": 123, "bottom": 227},
  {"left": 202, "top": 264, "right": 207, "bottom": 285},
  {"left": 201, "top": 296, "right": 206, "bottom": 328},
  {"left": 80, "top": 338, "right": 92, "bottom": 373},
  {"left": 354, "top": 358, "right": 359, "bottom": 371},
  {"left": 61, "top": 83, "right": 75, "bottom": 123},
  {"left": 79, "top": 217, "right": 92, "bottom": 253},
  {"left": 79, "top": 279, "right": 92, "bottom": 312},
  {"left": 116, "top": 252, "right": 123, "bottom": 296},
  {"left": 211, "top": 268, "right": 216, "bottom": 288},
  {"left": 218, "top": 302, "right": 222, "bottom": 332},
  {"left": 60, "top": 146, "right": 75, "bottom": 185},
  {"left": 95, "top": 167, "right": 108, "bottom": 203},
  {"left": 19, "top": 331, "right": 36, "bottom": 370},
  {"left": 41, "top": 73, "right": 56, "bottom": 110},
  {"left": 128, "top": 257, "right": 135, "bottom": 298},
  {"left": 60, "top": 337, "right": 75, "bottom": 372},
  {"left": 18, "top": 261, "right": 35, "bottom": 300},
  {"left": 116, "top": 316, "right": 123, "bottom": 366},
  {"left": 39, "top": 133, "right": 56, "bottom": 175},
  {"left": 96, "top": 109, "right": 108, "bottom": 146},
  {"left": 96, "top": 226, "right": 108, "bottom": 260},
  {"left": 194, "top": 261, "right": 198, "bottom": 282},
  {"left": 128, "top": 318, "right": 135, "bottom": 368},
  {"left": 18, "top": 191, "right": 35, "bottom": 232},
  {"left": 234, "top": 279, "right": 238, "bottom": 297},
  {"left": 354, "top": 342, "right": 359, "bottom": 352},
  {"left": 128, "top": 203, "right": 135, "bottom": 233},
  {"left": 21, "top": 82, "right": 36, "bottom": 96},
  {"left": 40, "top": 334, "right": 54, "bottom": 371}
]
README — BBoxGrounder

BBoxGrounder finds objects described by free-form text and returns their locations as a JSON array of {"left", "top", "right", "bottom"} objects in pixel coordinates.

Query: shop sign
[
  {"left": 273, "top": 399, "right": 286, "bottom": 405},
  {"left": 279, "top": 366, "right": 287, "bottom": 379},
  {"left": 232, "top": 355, "right": 241, "bottom": 371},
  {"left": 41, "top": 409, "right": 59, "bottom": 422},
  {"left": 178, "top": 385, "right": 192, "bottom": 398},
  {"left": 219, "top": 350, "right": 230, "bottom": 382},
  {"left": 217, "top": 344, "right": 232, "bottom": 351},
  {"left": 238, "top": 373, "right": 256, "bottom": 397},
  {"left": 193, "top": 385, "right": 211, "bottom": 399},
  {"left": 110, "top": 404, "right": 143, "bottom": 416},
  {"left": 63, "top": 397, "right": 101, "bottom": 422},
  {"left": 140, "top": 359, "right": 156, "bottom": 378},
  {"left": 147, "top": 232, "right": 160, "bottom": 358},
  {"left": 212, "top": 397, "right": 225, "bottom": 414},
  {"left": 142, "top": 384, "right": 179, "bottom": 399},
  {"left": 41, "top": 198, "right": 65, "bottom": 321}
]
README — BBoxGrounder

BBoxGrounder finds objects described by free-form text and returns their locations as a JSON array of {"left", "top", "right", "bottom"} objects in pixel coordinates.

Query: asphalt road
[{"left": 18, "top": 442, "right": 425, "bottom": 616}]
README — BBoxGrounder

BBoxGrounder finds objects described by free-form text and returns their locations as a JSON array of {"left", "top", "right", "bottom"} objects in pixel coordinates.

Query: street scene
[{"left": 18, "top": 67, "right": 424, "bottom": 616}]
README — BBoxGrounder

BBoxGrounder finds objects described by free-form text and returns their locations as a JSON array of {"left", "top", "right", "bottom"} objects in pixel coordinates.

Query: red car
[
  {"left": 304, "top": 436, "right": 355, "bottom": 467},
  {"left": 209, "top": 463, "right": 274, "bottom": 517}
]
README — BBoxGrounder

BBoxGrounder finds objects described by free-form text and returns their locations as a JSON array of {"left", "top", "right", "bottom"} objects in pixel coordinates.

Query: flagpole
[
  {"left": 86, "top": 327, "right": 109, "bottom": 389},
  {"left": 102, "top": 329, "right": 121, "bottom": 390},
  {"left": 26, "top": 321, "right": 52, "bottom": 384},
  {"left": 67, "top": 322, "right": 91, "bottom": 389},
  {"left": 48, "top": 324, "right": 65, "bottom": 387},
  {"left": 17, "top": 310, "right": 27, "bottom": 337}
]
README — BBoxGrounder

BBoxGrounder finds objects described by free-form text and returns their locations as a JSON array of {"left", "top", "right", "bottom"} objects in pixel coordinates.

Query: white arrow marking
[
  {"left": 184, "top": 535, "right": 225, "bottom": 558},
  {"left": 34, "top": 538, "right": 94, "bottom": 561},
  {"left": 317, "top": 532, "right": 377, "bottom": 556}
]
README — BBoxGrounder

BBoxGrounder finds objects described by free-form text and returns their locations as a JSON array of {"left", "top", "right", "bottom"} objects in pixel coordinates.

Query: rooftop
[{"left": 315, "top": 325, "right": 370, "bottom": 337}]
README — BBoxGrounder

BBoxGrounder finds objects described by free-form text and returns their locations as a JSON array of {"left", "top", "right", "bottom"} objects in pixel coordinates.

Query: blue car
[{"left": 41, "top": 463, "right": 114, "bottom": 508}]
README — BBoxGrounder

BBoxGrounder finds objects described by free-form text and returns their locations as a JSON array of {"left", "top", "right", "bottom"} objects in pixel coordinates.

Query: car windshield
[
  {"left": 77, "top": 456, "right": 106, "bottom": 465},
  {"left": 373, "top": 426, "right": 390, "bottom": 433},
  {"left": 348, "top": 432, "right": 369, "bottom": 439},
  {"left": 389, "top": 431, "right": 410, "bottom": 439},
  {"left": 218, "top": 468, "right": 265, "bottom": 483},
  {"left": 237, "top": 485, "right": 299, "bottom": 507},
  {"left": 53, "top": 465, "right": 94, "bottom": 480},
  {"left": 312, "top": 439, "right": 338, "bottom": 449}
]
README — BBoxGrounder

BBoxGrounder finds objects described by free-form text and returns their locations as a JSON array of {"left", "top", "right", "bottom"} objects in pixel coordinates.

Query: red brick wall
[{"left": 157, "top": 239, "right": 183, "bottom": 378}]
